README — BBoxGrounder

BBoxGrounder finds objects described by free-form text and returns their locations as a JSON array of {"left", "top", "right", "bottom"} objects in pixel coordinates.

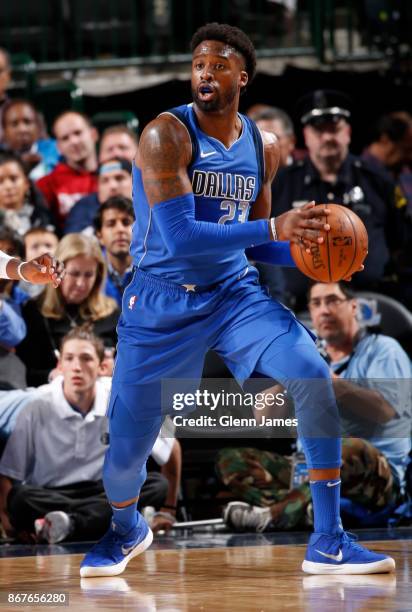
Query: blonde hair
[{"left": 40, "top": 233, "right": 117, "bottom": 320}]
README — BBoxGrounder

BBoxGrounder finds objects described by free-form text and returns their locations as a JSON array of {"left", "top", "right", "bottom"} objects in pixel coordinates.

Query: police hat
[{"left": 297, "top": 90, "right": 351, "bottom": 126}]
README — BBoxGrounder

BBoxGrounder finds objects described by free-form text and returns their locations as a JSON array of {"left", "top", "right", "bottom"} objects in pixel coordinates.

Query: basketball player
[
  {"left": 80, "top": 23, "right": 395, "bottom": 577},
  {"left": 0, "top": 249, "right": 63, "bottom": 287}
]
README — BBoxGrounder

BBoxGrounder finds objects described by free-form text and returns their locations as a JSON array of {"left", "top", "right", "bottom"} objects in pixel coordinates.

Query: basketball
[{"left": 290, "top": 203, "right": 368, "bottom": 282}]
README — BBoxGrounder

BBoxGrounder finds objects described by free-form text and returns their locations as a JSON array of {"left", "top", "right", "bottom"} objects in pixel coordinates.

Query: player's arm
[
  {"left": 138, "top": 116, "right": 272, "bottom": 256},
  {"left": 0, "top": 250, "right": 64, "bottom": 288}
]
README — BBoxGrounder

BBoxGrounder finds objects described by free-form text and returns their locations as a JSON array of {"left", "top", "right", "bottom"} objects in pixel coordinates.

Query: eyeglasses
[{"left": 308, "top": 296, "right": 349, "bottom": 309}]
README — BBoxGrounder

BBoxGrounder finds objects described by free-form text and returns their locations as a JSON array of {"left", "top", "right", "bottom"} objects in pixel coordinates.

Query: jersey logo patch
[
  {"left": 200, "top": 150, "right": 217, "bottom": 159},
  {"left": 128, "top": 295, "right": 137, "bottom": 310}
]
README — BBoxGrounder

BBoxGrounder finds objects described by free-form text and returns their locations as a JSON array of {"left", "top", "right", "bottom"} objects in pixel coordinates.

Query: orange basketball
[{"left": 290, "top": 203, "right": 368, "bottom": 282}]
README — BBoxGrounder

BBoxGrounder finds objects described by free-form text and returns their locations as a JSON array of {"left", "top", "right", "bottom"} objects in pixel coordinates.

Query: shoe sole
[
  {"left": 80, "top": 528, "right": 153, "bottom": 578},
  {"left": 302, "top": 557, "right": 396, "bottom": 575}
]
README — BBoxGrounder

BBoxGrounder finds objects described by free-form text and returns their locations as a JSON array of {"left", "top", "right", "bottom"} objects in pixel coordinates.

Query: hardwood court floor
[{"left": 0, "top": 538, "right": 410, "bottom": 611}]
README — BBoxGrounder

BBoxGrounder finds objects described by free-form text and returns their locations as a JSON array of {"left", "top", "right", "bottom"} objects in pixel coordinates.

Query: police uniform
[{"left": 271, "top": 90, "right": 399, "bottom": 311}]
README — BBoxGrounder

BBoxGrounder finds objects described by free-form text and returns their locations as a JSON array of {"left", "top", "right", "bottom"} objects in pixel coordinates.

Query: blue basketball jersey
[{"left": 130, "top": 103, "right": 264, "bottom": 285}]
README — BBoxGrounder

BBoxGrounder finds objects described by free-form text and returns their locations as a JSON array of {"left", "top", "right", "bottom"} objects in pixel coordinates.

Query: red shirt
[{"left": 37, "top": 163, "right": 98, "bottom": 230}]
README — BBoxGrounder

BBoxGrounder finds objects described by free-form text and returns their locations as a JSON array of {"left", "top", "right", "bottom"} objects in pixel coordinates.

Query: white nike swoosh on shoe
[
  {"left": 121, "top": 542, "right": 139, "bottom": 556},
  {"left": 315, "top": 548, "right": 343, "bottom": 562},
  {"left": 326, "top": 481, "right": 341, "bottom": 487},
  {"left": 200, "top": 151, "right": 217, "bottom": 158}
]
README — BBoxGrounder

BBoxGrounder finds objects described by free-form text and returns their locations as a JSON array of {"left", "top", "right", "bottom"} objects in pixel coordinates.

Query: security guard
[{"left": 271, "top": 90, "right": 399, "bottom": 312}]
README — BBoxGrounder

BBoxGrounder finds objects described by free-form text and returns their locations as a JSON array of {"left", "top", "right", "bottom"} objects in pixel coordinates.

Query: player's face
[
  {"left": 60, "top": 254, "right": 98, "bottom": 304},
  {"left": 0, "top": 161, "right": 29, "bottom": 210},
  {"left": 3, "top": 103, "right": 39, "bottom": 152},
  {"left": 256, "top": 118, "right": 295, "bottom": 167},
  {"left": 191, "top": 41, "right": 248, "bottom": 112},
  {"left": 304, "top": 120, "right": 351, "bottom": 168},
  {"left": 25, "top": 231, "right": 58, "bottom": 260},
  {"left": 54, "top": 114, "right": 97, "bottom": 166},
  {"left": 59, "top": 339, "right": 101, "bottom": 394},
  {"left": 99, "top": 133, "right": 137, "bottom": 162},
  {"left": 98, "top": 167, "right": 132, "bottom": 202},
  {"left": 308, "top": 283, "right": 357, "bottom": 343},
  {"left": 97, "top": 209, "right": 133, "bottom": 258}
]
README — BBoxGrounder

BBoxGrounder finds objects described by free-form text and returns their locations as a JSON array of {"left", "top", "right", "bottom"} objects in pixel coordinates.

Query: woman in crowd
[
  {"left": 17, "top": 233, "right": 119, "bottom": 386},
  {"left": 0, "top": 151, "right": 54, "bottom": 236}
]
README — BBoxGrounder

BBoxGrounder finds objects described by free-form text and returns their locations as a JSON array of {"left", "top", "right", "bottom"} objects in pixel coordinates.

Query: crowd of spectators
[{"left": 0, "top": 44, "right": 411, "bottom": 544}]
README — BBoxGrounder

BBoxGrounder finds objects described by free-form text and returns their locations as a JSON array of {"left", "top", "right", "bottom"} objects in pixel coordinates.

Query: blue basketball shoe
[
  {"left": 80, "top": 513, "right": 153, "bottom": 577},
  {"left": 302, "top": 531, "right": 395, "bottom": 575}
]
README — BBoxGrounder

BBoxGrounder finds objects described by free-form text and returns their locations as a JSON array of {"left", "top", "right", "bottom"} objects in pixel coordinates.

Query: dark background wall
[{"left": 83, "top": 65, "right": 412, "bottom": 153}]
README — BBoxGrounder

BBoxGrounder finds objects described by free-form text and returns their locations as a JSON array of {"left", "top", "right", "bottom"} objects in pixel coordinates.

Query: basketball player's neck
[{"left": 194, "top": 103, "right": 242, "bottom": 149}]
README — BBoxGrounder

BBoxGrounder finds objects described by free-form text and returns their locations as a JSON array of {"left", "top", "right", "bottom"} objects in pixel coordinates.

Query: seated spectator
[
  {"left": 0, "top": 48, "right": 11, "bottom": 142},
  {"left": 246, "top": 105, "right": 297, "bottom": 302},
  {"left": 0, "top": 152, "right": 55, "bottom": 236},
  {"left": 363, "top": 112, "right": 412, "bottom": 308},
  {"left": 36, "top": 111, "right": 98, "bottom": 230},
  {"left": 0, "top": 228, "right": 28, "bottom": 390},
  {"left": 0, "top": 99, "right": 60, "bottom": 180},
  {"left": 248, "top": 105, "right": 296, "bottom": 168},
  {"left": 271, "top": 90, "right": 400, "bottom": 311},
  {"left": 17, "top": 233, "right": 119, "bottom": 386},
  {"left": 64, "top": 157, "right": 132, "bottom": 235},
  {"left": 99, "top": 124, "right": 138, "bottom": 162},
  {"left": 18, "top": 226, "right": 59, "bottom": 298},
  {"left": 95, "top": 197, "right": 134, "bottom": 307},
  {"left": 221, "top": 281, "right": 411, "bottom": 532},
  {"left": 0, "top": 326, "right": 181, "bottom": 543}
]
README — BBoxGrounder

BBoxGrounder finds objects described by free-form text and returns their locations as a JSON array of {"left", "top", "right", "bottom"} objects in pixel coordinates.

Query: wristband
[
  {"left": 0, "top": 252, "right": 13, "bottom": 279},
  {"left": 270, "top": 217, "right": 277, "bottom": 241},
  {"left": 17, "top": 262, "right": 29, "bottom": 282}
]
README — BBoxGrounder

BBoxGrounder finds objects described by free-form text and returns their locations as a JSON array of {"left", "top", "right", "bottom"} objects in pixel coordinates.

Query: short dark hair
[
  {"left": 190, "top": 22, "right": 257, "bottom": 85},
  {"left": 60, "top": 323, "right": 105, "bottom": 362},
  {"left": 101, "top": 124, "right": 139, "bottom": 145},
  {"left": 52, "top": 110, "right": 93, "bottom": 136},
  {"left": 0, "top": 150, "right": 27, "bottom": 175},
  {"left": 0, "top": 226, "right": 24, "bottom": 259},
  {"left": 94, "top": 196, "right": 134, "bottom": 232},
  {"left": 1, "top": 98, "right": 40, "bottom": 129},
  {"left": 373, "top": 112, "right": 412, "bottom": 144},
  {"left": 23, "top": 226, "right": 58, "bottom": 241},
  {"left": 307, "top": 281, "right": 356, "bottom": 302}
]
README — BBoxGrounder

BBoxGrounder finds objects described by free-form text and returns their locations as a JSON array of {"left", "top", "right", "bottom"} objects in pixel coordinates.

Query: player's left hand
[
  {"left": 273, "top": 201, "right": 330, "bottom": 250},
  {"left": 21, "top": 254, "right": 65, "bottom": 288}
]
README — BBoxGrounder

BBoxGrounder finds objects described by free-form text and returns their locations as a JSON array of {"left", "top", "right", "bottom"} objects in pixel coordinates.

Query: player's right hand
[
  {"left": 272, "top": 201, "right": 331, "bottom": 251},
  {"left": 22, "top": 254, "right": 65, "bottom": 288}
]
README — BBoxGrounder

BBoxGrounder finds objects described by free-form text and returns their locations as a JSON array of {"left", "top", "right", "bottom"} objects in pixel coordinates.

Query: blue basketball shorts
[{"left": 107, "top": 267, "right": 331, "bottom": 429}]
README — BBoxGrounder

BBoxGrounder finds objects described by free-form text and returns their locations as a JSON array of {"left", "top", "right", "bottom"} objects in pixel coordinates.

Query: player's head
[
  {"left": 308, "top": 281, "right": 358, "bottom": 344},
  {"left": 58, "top": 324, "right": 105, "bottom": 395},
  {"left": 190, "top": 23, "right": 256, "bottom": 112}
]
